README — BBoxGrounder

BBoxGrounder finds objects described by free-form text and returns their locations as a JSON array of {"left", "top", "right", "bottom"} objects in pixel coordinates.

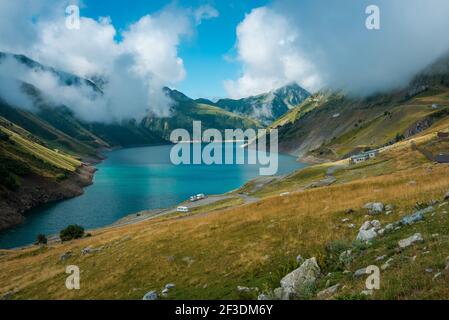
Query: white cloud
[
  {"left": 227, "top": 1, "right": 449, "bottom": 98},
  {"left": 194, "top": 4, "right": 219, "bottom": 25},
  {"left": 0, "top": 1, "right": 218, "bottom": 122},
  {"left": 224, "top": 7, "right": 320, "bottom": 99}
]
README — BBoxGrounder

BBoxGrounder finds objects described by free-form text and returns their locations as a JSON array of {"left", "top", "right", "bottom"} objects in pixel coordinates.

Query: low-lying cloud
[
  {"left": 0, "top": 0, "right": 218, "bottom": 122},
  {"left": 226, "top": 0, "right": 449, "bottom": 98}
]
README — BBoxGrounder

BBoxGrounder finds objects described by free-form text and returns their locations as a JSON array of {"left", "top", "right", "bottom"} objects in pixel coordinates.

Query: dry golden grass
[
  {"left": 1, "top": 138, "right": 448, "bottom": 299},
  {"left": 1, "top": 118, "right": 448, "bottom": 300}
]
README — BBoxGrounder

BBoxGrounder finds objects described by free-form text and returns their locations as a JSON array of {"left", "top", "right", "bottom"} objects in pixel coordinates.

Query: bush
[
  {"left": 0, "top": 130, "right": 10, "bottom": 142},
  {"left": 36, "top": 234, "right": 48, "bottom": 245},
  {"left": 60, "top": 225, "right": 85, "bottom": 242},
  {"left": 0, "top": 166, "right": 20, "bottom": 191}
]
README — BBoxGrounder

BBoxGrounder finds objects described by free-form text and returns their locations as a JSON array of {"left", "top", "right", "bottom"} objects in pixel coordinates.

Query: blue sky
[{"left": 81, "top": 0, "right": 269, "bottom": 99}]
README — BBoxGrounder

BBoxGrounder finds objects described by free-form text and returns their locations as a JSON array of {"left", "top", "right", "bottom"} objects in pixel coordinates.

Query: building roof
[{"left": 435, "top": 154, "right": 449, "bottom": 163}]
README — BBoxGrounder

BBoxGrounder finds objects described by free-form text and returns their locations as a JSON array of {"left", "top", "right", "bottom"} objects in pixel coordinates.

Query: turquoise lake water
[{"left": 0, "top": 143, "right": 305, "bottom": 249}]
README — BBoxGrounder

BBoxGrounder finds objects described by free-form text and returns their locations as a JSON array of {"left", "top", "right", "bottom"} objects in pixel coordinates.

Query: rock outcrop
[
  {"left": 0, "top": 165, "right": 96, "bottom": 232},
  {"left": 398, "top": 233, "right": 424, "bottom": 249},
  {"left": 277, "top": 257, "right": 321, "bottom": 300}
]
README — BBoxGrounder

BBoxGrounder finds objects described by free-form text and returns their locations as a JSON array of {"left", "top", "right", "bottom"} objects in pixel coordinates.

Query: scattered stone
[
  {"left": 317, "top": 284, "right": 341, "bottom": 299},
  {"left": 385, "top": 204, "right": 394, "bottom": 211},
  {"left": 356, "top": 220, "right": 381, "bottom": 242},
  {"left": 401, "top": 211, "right": 426, "bottom": 225},
  {"left": 433, "top": 272, "right": 442, "bottom": 280},
  {"left": 377, "top": 228, "right": 386, "bottom": 236},
  {"left": 348, "top": 224, "right": 356, "bottom": 229},
  {"left": 411, "top": 255, "right": 417, "bottom": 262},
  {"left": 60, "top": 251, "right": 73, "bottom": 262},
  {"left": 237, "top": 286, "right": 251, "bottom": 293},
  {"left": 354, "top": 268, "right": 367, "bottom": 278},
  {"left": 385, "top": 211, "right": 392, "bottom": 216},
  {"left": 142, "top": 291, "right": 158, "bottom": 300},
  {"left": 375, "top": 255, "right": 386, "bottom": 262},
  {"left": 357, "top": 229, "right": 378, "bottom": 242},
  {"left": 361, "top": 289, "right": 373, "bottom": 296},
  {"left": 398, "top": 233, "right": 424, "bottom": 249},
  {"left": 381, "top": 258, "right": 394, "bottom": 270},
  {"left": 258, "top": 294, "right": 270, "bottom": 300},
  {"left": 279, "top": 257, "right": 321, "bottom": 300},
  {"left": 343, "top": 270, "right": 352, "bottom": 274},
  {"left": 165, "top": 283, "right": 175, "bottom": 290},
  {"left": 425, "top": 268, "right": 434, "bottom": 273},
  {"left": 296, "top": 255, "right": 304, "bottom": 265},
  {"left": 432, "top": 234, "right": 439, "bottom": 238},
  {"left": 161, "top": 288, "right": 169, "bottom": 297},
  {"left": 385, "top": 223, "right": 397, "bottom": 232},
  {"left": 341, "top": 218, "right": 351, "bottom": 223},
  {"left": 364, "top": 202, "right": 384, "bottom": 215},
  {"left": 0, "top": 291, "right": 14, "bottom": 300},
  {"left": 81, "top": 246, "right": 103, "bottom": 255},
  {"left": 408, "top": 180, "right": 417, "bottom": 185}
]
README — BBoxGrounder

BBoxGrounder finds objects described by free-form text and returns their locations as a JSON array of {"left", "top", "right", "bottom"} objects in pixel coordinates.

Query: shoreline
[
  {"left": 0, "top": 145, "right": 308, "bottom": 250},
  {"left": 0, "top": 164, "right": 97, "bottom": 233}
]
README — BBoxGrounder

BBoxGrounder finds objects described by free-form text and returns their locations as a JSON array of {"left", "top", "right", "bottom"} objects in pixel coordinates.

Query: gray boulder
[
  {"left": 356, "top": 220, "right": 381, "bottom": 242},
  {"left": 279, "top": 257, "right": 321, "bottom": 299},
  {"left": 317, "top": 284, "right": 340, "bottom": 299},
  {"left": 258, "top": 294, "right": 270, "bottom": 300},
  {"left": 401, "top": 212, "right": 425, "bottom": 225},
  {"left": 81, "top": 246, "right": 103, "bottom": 255},
  {"left": 237, "top": 286, "right": 251, "bottom": 293},
  {"left": 398, "top": 233, "right": 424, "bottom": 249},
  {"left": 354, "top": 268, "right": 367, "bottom": 278},
  {"left": 165, "top": 283, "right": 175, "bottom": 290},
  {"left": 364, "top": 202, "right": 384, "bottom": 215},
  {"left": 273, "top": 287, "right": 284, "bottom": 300},
  {"left": 142, "top": 290, "right": 158, "bottom": 300}
]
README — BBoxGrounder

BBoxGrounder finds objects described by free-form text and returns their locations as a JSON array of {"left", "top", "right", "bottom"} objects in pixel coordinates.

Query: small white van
[{"left": 177, "top": 206, "right": 189, "bottom": 213}]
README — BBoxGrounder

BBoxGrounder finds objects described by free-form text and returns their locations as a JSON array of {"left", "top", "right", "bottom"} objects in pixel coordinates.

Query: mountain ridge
[{"left": 215, "top": 83, "right": 310, "bottom": 124}]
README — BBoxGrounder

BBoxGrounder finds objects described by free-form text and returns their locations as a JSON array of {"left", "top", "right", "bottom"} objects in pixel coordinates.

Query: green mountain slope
[
  {"left": 143, "top": 88, "right": 261, "bottom": 140},
  {"left": 274, "top": 56, "right": 449, "bottom": 162},
  {"left": 0, "top": 118, "right": 94, "bottom": 231},
  {"left": 215, "top": 83, "right": 310, "bottom": 124}
]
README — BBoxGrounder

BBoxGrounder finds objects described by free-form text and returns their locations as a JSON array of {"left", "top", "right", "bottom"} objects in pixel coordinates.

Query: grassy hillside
[
  {"left": 0, "top": 101, "right": 101, "bottom": 159},
  {"left": 1, "top": 113, "right": 448, "bottom": 300},
  {"left": 0, "top": 118, "right": 81, "bottom": 191},
  {"left": 144, "top": 89, "right": 261, "bottom": 140},
  {"left": 274, "top": 55, "right": 449, "bottom": 162}
]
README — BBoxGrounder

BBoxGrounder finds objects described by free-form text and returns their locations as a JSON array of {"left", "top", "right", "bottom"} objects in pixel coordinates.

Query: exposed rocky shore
[{"left": 0, "top": 164, "right": 96, "bottom": 231}]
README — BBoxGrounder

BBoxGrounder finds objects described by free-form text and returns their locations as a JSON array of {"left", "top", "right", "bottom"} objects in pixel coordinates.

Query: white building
[{"left": 350, "top": 149, "right": 379, "bottom": 165}]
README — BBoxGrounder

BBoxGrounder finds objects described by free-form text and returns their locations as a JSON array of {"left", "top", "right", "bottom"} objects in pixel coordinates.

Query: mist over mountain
[
  {"left": 215, "top": 83, "right": 310, "bottom": 124},
  {"left": 226, "top": 0, "right": 449, "bottom": 97}
]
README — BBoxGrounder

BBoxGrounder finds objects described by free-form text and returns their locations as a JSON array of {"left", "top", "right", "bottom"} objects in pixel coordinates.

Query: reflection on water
[{"left": 0, "top": 143, "right": 305, "bottom": 248}]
